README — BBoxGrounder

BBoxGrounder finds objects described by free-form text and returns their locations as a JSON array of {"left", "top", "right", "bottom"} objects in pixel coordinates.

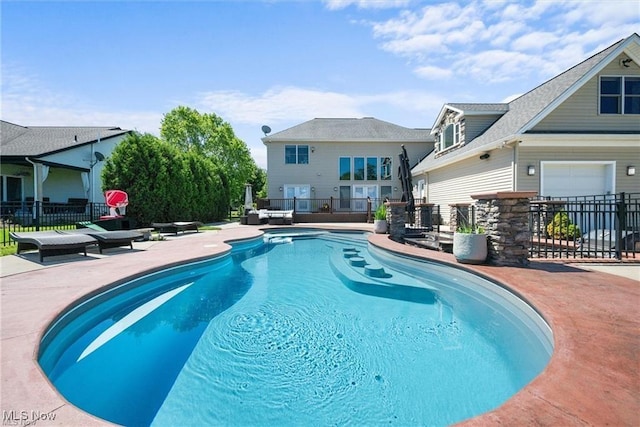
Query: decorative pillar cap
[{"left": 471, "top": 191, "right": 537, "bottom": 200}]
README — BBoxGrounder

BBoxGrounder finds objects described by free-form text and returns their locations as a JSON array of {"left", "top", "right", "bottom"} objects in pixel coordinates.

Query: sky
[{"left": 2, "top": 0, "right": 639, "bottom": 169}]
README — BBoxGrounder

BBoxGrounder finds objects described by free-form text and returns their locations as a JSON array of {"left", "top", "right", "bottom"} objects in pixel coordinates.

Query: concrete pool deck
[{"left": 0, "top": 224, "right": 638, "bottom": 426}]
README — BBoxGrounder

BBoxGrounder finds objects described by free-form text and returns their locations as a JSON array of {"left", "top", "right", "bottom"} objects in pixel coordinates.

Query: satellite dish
[
  {"left": 94, "top": 151, "right": 105, "bottom": 161},
  {"left": 261, "top": 125, "right": 271, "bottom": 135}
]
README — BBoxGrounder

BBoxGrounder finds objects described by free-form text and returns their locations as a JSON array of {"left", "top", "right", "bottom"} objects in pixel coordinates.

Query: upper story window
[
  {"left": 354, "top": 157, "right": 365, "bottom": 180},
  {"left": 339, "top": 157, "right": 351, "bottom": 180},
  {"left": 340, "top": 156, "right": 390, "bottom": 181},
  {"left": 443, "top": 124, "right": 455, "bottom": 149},
  {"left": 285, "top": 145, "right": 309, "bottom": 164},
  {"left": 600, "top": 76, "right": 640, "bottom": 114},
  {"left": 367, "top": 157, "right": 377, "bottom": 180}
]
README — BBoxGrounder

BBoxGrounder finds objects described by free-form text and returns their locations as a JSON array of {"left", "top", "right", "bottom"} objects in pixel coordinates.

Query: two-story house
[
  {"left": 412, "top": 33, "right": 640, "bottom": 222},
  {"left": 262, "top": 117, "right": 434, "bottom": 216}
]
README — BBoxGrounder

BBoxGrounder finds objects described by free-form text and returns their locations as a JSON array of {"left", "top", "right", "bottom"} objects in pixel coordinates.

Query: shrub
[{"left": 546, "top": 211, "right": 581, "bottom": 239}]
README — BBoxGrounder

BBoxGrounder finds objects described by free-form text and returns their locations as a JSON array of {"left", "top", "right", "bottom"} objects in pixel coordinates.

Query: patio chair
[
  {"left": 10, "top": 231, "right": 98, "bottom": 262},
  {"left": 61, "top": 228, "right": 143, "bottom": 254},
  {"left": 151, "top": 221, "right": 203, "bottom": 235}
]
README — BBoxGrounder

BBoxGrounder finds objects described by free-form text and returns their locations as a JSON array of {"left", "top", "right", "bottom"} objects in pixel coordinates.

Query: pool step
[{"left": 329, "top": 249, "right": 437, "bottom": 304}]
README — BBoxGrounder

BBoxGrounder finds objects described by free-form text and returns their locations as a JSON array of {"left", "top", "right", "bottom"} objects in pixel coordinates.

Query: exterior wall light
[
  {"left": 333, "top": 187, "right": 338, "bottom": 191},
  {"left": 527, "top": 165, "right": 536, "bottom": 176},
  {"left": 278, "top": 186, "right": 283, "bottom": 191},
  {"left": 627, "top": 166, "right": 636, "bottom": 176}
]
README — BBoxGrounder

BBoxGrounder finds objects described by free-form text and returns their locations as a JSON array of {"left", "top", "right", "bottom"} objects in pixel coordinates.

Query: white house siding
[
  {"left": 533, "top": 55, "right": 640, "bottom": 132},
  {"left": 423, "top": 147, "right": 513, "bottom": 223},
  {"left": 266, "top": 140, "right": 430, "bottom": 202},
  {"left": 517, "top": 146, "right": 640, "bottom": 195}
]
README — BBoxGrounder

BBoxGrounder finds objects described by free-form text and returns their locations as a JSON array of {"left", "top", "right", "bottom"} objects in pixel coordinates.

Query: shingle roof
[
  {"left": 414, "top": 33, "right": 638, "bottom": 172},
  {"left": 447, "top": 103, "right": 509, "bottom": 113},
  {"left": 262, "top": 117, "right": 433, "bottom": 143},
  {"left": 0, "top": 121, "right": 130, "bottom": 157}
]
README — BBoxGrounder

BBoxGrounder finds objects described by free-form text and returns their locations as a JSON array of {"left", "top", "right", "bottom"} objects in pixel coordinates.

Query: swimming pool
[{"left": 38, "top": 230, "right": 552, "bottom": 426}]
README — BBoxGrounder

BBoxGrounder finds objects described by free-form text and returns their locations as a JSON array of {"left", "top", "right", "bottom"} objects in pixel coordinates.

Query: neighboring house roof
[
  {"left": 0, "top": 120, "right": 130, "bottom": 158},
  {"left": 414, "top": 32, "right": 640, "bottom": 173},
  {"left": 262, "top": 117, "right": 433, "bottom": 143}
]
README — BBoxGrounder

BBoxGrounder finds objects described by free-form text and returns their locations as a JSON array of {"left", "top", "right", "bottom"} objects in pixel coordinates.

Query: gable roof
[
  {"left": 414, "top": 33, "right": 640, "bottom": 173},
  {"left": 0, "top": 120, "right": 131, "bottom": 158},
  {"left": 262, "top": 117, "right": 433, "bottom": 143}
]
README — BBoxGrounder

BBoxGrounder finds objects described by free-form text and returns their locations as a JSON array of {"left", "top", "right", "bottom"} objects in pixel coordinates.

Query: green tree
[
  {"left": 161, "top": 106, "right": 256, "bottom": 207},
  {"left": 101, "top": 132, "right": 229, "bottom": 225}
]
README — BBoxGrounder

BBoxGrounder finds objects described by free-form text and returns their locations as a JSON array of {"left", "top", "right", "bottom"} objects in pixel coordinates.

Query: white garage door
[{"left": 541, "top": 162, "right": 614, "bottom": 197}]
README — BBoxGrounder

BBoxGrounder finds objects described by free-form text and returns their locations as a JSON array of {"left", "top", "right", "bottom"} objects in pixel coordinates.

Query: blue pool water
[{"left": 39, "top": 230, "right": 552, "bottom": 426}]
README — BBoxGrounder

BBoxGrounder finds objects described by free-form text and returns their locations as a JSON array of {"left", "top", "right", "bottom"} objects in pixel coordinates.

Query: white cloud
[
  {"left": 1, "top": 63, "right": 162, "bottom": 134},
  {"left": 323, "top": 0, "right": 410, "bottom": 10},
  {"left": 197, "top": 87, "right": 365, "bottom": 125},
  {"left": 359, "top": 0, "right": 640, "bottom": 84},
  {"left": 413, "top": 65, "right": 453, "bottom": 80}
]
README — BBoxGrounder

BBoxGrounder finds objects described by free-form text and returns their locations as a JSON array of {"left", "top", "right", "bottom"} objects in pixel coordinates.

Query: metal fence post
[{"left": 615, "top": 192, "right": 626, "bottom": 260}]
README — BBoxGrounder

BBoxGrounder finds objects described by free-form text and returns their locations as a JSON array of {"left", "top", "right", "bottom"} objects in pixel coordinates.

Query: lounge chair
[
  {"left": 61, "top": 228, "right": 143, "bottom": 254},
  {"left": 10, "top": 231, "right": 97, "bottom": 262},
  {"left": 151, "top": 221, "right": 203, "bottom": 235}
]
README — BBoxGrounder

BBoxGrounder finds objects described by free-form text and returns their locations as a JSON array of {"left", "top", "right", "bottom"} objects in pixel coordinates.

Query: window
[
  {"left": 600, "top": 76, "right": 640, "bottom": 114},
  {"left": 354, "top": 157, "right": 365, "bottom": 180},
  {"left": 367, "top": 157, "right": 377, "bottom": 180},
  {"left": 625, "top": 77, "right": 640, "bottom": 114},
  {"left": 380, "top": 157, "right": 392, "bottom": 180},
  {"left": 284, "top": 145, "right": 309, "bottom": 164},
  {"left": 443, "top": 124, "right": 455, "bottom": 149},
  {"left": 339, "top": 157, "right": 351, "bottom": 180},
  {"left": 454, "top": 123, "right": 461, "bottom": 144}
]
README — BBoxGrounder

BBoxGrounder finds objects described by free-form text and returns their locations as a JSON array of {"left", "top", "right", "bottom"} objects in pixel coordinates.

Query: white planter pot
[
  {"left": 373, "top": 219, "right": 388, "bottom": 234},
  {"left": 453, "top": 233, "right": 487, "bottom": 264}
]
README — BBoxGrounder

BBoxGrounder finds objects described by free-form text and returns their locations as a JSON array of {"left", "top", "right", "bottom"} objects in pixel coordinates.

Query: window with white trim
[
  {"left": 443, "top": 124, "right": 455, "bottom": 149},
  {"left": 284, "top": 145, "right": 309, "bottom": 164},
  {"left": 600, "top": 76, "right": 640, "bottom": 114}
]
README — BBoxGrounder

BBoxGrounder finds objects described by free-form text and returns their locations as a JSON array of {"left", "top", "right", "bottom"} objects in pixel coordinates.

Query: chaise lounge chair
[
  {"left": 10, "top": 231, "right": 98, "bottom": 262},
  {"left": 151, "top": 221, "right": 203, "bottom": 235},
  {"left": 61, "top": 228, "right": 143, "bottom": 254}
]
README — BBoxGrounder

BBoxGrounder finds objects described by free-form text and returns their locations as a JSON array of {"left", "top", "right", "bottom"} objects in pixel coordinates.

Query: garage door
[{"left": 540, "top": 162, "right": 614, "bottom": 197}]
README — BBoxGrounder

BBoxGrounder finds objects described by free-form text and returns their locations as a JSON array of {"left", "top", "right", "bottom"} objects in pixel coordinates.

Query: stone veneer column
[
  {"left": 471, "top": 191, "right": 537, "bottom": 266},
  {"left": 386, "top": 201, "right": 407, "bottom": 241}
]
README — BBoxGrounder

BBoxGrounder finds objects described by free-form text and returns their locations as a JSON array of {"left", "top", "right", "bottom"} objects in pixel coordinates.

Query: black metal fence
[
  {"left": 1, "top": 201, "right": 112, "bottom": 246},
  {"left": 529, "top": 192, "right": 639, "bottom": 260}
]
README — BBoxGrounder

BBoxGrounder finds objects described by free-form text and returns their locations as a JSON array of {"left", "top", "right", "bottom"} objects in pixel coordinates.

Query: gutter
[{"left": 412, "top": 135, "right": 519, "bottom": 175}]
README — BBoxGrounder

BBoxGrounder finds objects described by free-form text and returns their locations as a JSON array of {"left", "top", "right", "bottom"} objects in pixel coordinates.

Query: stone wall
[
  {"left": 386, "top": 201, "right": 407, "bottom": 241},
  {"left": 471, "top": 191, "right": 537, "bottom": 266}
]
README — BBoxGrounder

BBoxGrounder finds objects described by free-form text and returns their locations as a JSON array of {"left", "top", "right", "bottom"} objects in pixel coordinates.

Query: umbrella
[{"left": 244, "top": 184, "right": 253, "bottom": 212}]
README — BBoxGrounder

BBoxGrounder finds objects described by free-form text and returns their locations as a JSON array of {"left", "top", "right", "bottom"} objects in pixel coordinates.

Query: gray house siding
[
  {"left": 463, "top": 114, "right": 504, "bottom": 142},
  {"left": 517, "top": 146, "right": 640, "bottom": 195},
  {"left": 422, "top": 148, "right": 513, "bottom": 222},
  {"left": 533, "top": 55, "right": 640, "bottom": 132},
  {"left": 266, "top": 140, "right": 430, "bottom": 202}
]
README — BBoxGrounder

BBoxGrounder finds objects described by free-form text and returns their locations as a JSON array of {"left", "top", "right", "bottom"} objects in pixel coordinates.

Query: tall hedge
[{"left": 101, "top": 132, "right": 229, "bottom": 225}]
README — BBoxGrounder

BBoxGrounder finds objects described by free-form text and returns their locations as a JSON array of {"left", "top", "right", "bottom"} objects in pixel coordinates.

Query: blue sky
[{"left": 2, "top": 0, "right": 639, "bottom": 168}]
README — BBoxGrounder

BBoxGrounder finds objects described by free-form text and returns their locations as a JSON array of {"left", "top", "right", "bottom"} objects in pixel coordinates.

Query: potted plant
[
  {"left": 373, "top": 205, "right": 388, "bottom": 234},
  {"left": 453, "top": 225, "right": 487, "bottom": 264}
]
